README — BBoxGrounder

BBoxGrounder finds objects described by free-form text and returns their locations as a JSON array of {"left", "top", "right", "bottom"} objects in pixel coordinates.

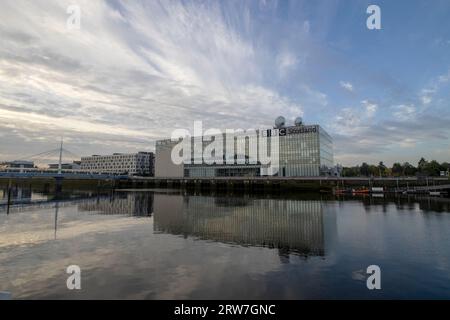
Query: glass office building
[
  {"left": 155, "top": 120, "right": 334, "bottom": 177},
  {"left": 278, "top": 125, "right": 333, "bottom": 176}
]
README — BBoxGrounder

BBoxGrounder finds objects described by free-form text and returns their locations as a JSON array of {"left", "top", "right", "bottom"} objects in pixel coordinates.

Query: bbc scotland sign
[{"left": 263, "top": 126, "right": 317, "bottom": 137}]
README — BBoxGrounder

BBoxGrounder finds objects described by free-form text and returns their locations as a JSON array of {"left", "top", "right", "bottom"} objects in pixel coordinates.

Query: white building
[
  {"left": 81, "top": 152, "right": 154, "bottom": 176},
  {"left": 48, "top": 161, "right": 81, "bottom": 170},
  {"left": 4, "top": 160, "right": 35, "bottom": 168},
  {"left": 155, "top": 117, "right": 333, "bottom": 178}
]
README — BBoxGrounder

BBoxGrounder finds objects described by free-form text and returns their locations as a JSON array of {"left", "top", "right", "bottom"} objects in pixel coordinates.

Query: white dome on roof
[
  {"left": 294, "top": 117, "right": 303, "bottom": 126},
  {"left": 275, "top": 116, "right": 286, "bottom": 128}
]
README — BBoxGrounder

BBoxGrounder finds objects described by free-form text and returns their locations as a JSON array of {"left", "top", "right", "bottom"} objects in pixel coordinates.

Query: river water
[{"left": 1, "top": 187, "right": 450, "bottom": 299}]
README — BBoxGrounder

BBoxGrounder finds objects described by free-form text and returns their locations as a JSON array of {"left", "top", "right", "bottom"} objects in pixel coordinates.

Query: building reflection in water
[
  {"left": 0, "top": 186, "right": 32, "bottom": 202},
  {"left": 153, "top": 194, "right": 325, "bottom": 258},
  {"left": 354, "top": 194, "right": 450, "bottom": 214},
  {"left": 78, "top": 192, "right": 154, "bottom": 217}
]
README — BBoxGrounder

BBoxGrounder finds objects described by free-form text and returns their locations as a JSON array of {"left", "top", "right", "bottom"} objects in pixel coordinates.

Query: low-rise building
[
  {"left": 48, "top": 161, "right": 81, "bottom": 170},
  {"left": 0, "top": 160, "right": 35, "bottom": 172},
  {"left": 81, "top": 152, "right": 154, "bottom": 176},
  {"left": 4, "top": 160, "right": 35, "bottom": 169}
]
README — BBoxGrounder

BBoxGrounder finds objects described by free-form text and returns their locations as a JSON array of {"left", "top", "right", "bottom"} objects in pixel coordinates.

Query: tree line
[{"left": 341, "top": 158, "right": 450, "bottom": 177}]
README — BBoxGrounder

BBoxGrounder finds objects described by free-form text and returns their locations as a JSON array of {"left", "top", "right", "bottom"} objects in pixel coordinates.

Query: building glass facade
[
  {"left": 276, "top": 125, "right": 334, "bottom": 177},
  {"left": 155, "top": 123, "right": 333, "bottom": 177}
]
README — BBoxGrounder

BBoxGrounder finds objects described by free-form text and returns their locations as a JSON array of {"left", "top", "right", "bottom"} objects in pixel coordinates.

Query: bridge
[
  {"left": 0, "top": 139, "right": 128, "bottom": 180},
  {"left": 0, "top": 171, "right": 128, "bottom": 180}
]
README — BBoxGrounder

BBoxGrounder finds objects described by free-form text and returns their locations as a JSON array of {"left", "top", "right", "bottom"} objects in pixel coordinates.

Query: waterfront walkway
[{"left": 1, "top": 172, "right": 449, "bottom": 192}]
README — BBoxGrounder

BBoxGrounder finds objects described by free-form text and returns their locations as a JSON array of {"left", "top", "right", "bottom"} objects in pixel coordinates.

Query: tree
[
  {"left": 360, "top": 162, "right": 370, "bottom": 176},
  {"left": 403, "top": 162, "right": 417, "bottom": 176},
  {"left": 342, "top": 166, "right": 359, "bottom": 177},
  {"left": 378, "top": 161, "right": 387, "bottom": 177},
  {"left": 369, "top": 165, "right": 378, "bottom": 177},
  {"left": 392, "top": 162, "right": 403, "bottom": 176},
  {"left": 425, "top": 160, "right": 441, "bottom": 176},
  {"left": 341, "top": 159, "right": 445, "bottom": 177},
  {"left": 418, "top": 158, "right": 428, "bottom": 172},
  {"left": 440, "top": 162, "right": 450, "bottom": 172}
]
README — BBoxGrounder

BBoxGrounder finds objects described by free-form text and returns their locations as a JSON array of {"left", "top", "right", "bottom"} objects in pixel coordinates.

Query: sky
[{"left": 0, "top": 0, "right": 449, "bottom": 166}]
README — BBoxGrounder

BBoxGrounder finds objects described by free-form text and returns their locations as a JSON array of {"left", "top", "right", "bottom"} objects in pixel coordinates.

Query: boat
[
  {"left": 352, "top": 188, "right": 370, "bottom": 194},
  {"left": 335, "top": 188, "right": 369, "bottom": 195}
]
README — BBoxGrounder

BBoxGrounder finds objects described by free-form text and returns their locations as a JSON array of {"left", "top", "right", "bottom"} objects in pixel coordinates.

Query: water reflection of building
[
  {"left": 0, "top": 187, "right": 32, "bottom": 201},
  {"left": 153, "top": 194, "right": 325, "bottom": 257},
  {"left": 358, "top": 195, "right": 450, "bottom": 214},
  {"left": 78, "top": 193, "right": 154, "bottom": 217}
]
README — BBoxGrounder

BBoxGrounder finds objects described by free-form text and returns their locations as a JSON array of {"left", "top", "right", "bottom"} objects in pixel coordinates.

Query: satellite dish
[
  {"left": 275, "top": 116, "right": 286, "bottom": 128},
  {"left": 294, "top": 117, "right": 303, "bottom": 126}
]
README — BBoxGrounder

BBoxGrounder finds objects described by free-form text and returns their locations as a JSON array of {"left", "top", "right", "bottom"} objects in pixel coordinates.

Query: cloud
[
  {"left": 339, "top": 81, "right": 354, "bottom": 92},
  {"left": 418, "top": 69, "right": 450, "bottom": 107},
  {"left": 361, "top": 100, "right": 378, "bottom": 118},
  {"left": 298, "top": 85, "right": 328, "bottom": 108},
  {"left": 420, "top": 88, "right": 436, "bottom": 105},
  {"left": 334, "top": 108, "right": 361, "bottom": 132},
  {"left": 276, "top": 50, "right": 299, "bottom": 76},
  {"left": 438, "top": 73, "right": 449, "bottom": 83},
  {"left": 0, "top": 0, "right": 449, "bottom": 167},
  {"left": 330, "top": 96, "right": 450, "bottom": 165},
  {"left": 333, "top": 114, "right": 450, "bottom": 165},
  {"left": 392, "top": 105, "right": 416, "bottom": 121},
  {"left": 332, "top": 100, "right": 377, "bottom": 136},
  {"left": 0, "top": 0, "right": 304, "bottom": 161},
  {"left": 398, "top": 138, "right": 417, "bottom": 148},
  {"left": 421, "top": 95, "right": 432, "bottom": 105},
  {"left": 303, "top": 21, "right": 310, "bottom": 34}
]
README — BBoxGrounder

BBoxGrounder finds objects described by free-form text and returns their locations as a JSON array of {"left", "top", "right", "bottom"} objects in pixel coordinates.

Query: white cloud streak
[{"left": 0, "top": 0, "right": 303, "bottom": 160}]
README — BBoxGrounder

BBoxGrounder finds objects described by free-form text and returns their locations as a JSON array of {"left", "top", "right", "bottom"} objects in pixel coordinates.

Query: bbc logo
[{"left": 263, "top": 128, "right": 286, "bottom": 137}]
